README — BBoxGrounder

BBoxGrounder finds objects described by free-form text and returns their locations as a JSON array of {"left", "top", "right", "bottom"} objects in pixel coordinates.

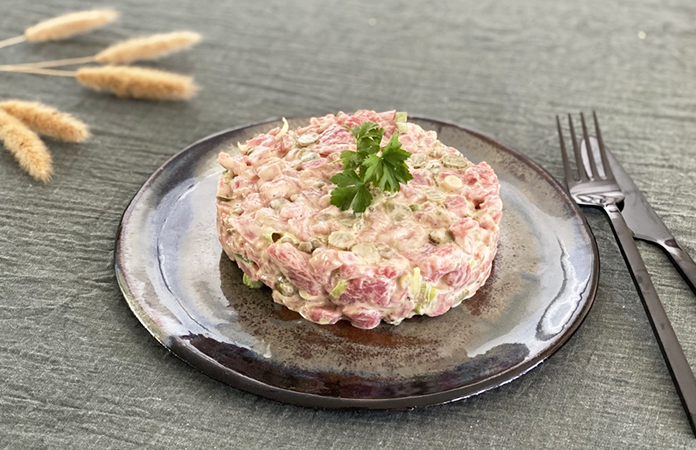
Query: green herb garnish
[
  {"left": 243, "top": 273, "right": 264, "bottom": 288},
  {"left": 330, "top": 121, "right": 412, "bottom": 213}
]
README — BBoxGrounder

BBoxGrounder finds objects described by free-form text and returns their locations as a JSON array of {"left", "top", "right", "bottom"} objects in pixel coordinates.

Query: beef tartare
[{"left": 216, "top": 110, "right": 502, "bottom": 329}]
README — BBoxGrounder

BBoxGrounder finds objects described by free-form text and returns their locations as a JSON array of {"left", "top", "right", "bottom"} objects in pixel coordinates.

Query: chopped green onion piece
[
  {"left": 243, "top": 273, "right": 264, "bottom": 288},
  {"left": 329, "top": 279, "right": 349, "bottom": 299},
  {"left": 421, "top": 282, "right": 438, "bottom": 303},
  {"left": 262, "top": 228, "right": 282, "bottom": 243},
  {"left": 410, "top": 267, "right": 422, "bottom": 297},
  {"left": 414, "top": 282, "right": 438, "bottom": 314},
  {"left": 235, "top": 253, "right": 252, "bottom": 264},
  {"left": 395, "top": 112, "right": 408, "bottom": 133}
]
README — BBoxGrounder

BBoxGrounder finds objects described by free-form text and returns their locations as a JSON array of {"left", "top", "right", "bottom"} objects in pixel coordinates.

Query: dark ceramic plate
[{"left": 115, "top": 117, "right": 598, "bottom": 409}]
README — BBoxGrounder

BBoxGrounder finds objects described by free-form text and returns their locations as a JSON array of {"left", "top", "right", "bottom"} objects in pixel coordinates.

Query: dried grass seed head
[
  {"left": 76, "top": 65, "right": 198, "bottom": 101},
  {"left": 0, "top": 109, "right": 53, "bottom": 182},
  {"left": 24, "top": 9, "right": 119, "bottom": 42},
  {"left": 95, "top": 31, "right": 203, "bottom": 64},
  {"left": 0, "top": 100, "right": 90, "bottom": 143}
]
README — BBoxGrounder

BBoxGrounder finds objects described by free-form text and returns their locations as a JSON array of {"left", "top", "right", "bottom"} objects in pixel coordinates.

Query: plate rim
[{"left": 114, "top": 115, "right": 600, "bottom": 410}]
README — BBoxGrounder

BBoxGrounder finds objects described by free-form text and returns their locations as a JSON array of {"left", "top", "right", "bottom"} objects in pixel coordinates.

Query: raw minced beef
[{"left": 216, "top": 110, "right": 502, "bottom": 329}]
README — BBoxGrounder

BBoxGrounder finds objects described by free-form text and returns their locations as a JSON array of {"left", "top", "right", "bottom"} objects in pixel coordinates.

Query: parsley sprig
[{"left": 330, "top": 121, "right": 412, "bottom": 213}]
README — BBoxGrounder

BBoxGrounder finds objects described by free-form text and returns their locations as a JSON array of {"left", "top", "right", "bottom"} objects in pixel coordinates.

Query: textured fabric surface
[{"left": 1, "top": 0, "right": 695, "bottom": 449}]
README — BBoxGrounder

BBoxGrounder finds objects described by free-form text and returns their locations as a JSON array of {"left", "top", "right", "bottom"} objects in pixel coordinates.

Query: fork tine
[
  {"left": 580, "top": 112, "right": 599, "bottom": 179},
  {"left": 556, "top": 115, "right": 576, "bottom": 184},
  {"left": 593, "top": 111, "right": 613, "bottom": 180},
  {"left": 567, "top": 114, "right": 588, "bottom": 181}
]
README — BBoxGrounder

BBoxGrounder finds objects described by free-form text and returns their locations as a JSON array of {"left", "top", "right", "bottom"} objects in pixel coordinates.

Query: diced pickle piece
[
  {"left": 297, "top": 132, "right": 319, "bottom": 147},
  {"left": 384, "top": 201, "right": 411, "bottom": 221},
  {"left": 425, "top": 160, "right": 442, "bottom": 173},
  {"left": 298, "top": 241, "right": 313, "bottom": 253},
  {"left": 310, "top": 237, "right": 326, "bottom": 249},
  {"left": 408, "top": 153, "right": 427, "bottom": 168},
  {"left": 297, "top": 151, "right": 319, "bottom": 165},
  {"left": 375, "top": 242, "right": 396, "bottom": 258},
  {"left": 426, "top": 190, "right": 447, "bottom": 203},
  {"left": 429, "top": 228, "right": 454, "bottom": 244},
  {"left": 276, "top": 277, "right": 297, "bottom": 296},
  {"left": 278, "top": 233, "right": 300, "bottom": 245},
  {"left": 351, "top": 243, "right": 380, "bottom": 263},
  {"left": 441, "top": 154, "right": 469, "bottom": 168},
  {"left": 269, "top": 198, "right": 289, "bottom": 210},
  {"left": 328, "top": 231, "right": 355, "bottom": 250}
]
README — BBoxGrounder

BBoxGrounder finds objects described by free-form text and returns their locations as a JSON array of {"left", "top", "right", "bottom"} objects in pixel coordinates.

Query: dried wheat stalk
[
  {"left": 0, "top": 109, "right": 53, "bottom": 182},
  {"left": 76, "top": 66, "right": 199, "bottom": 101},
  {"left": 0, "top": 100, "right": 90, "bottom": 143}
]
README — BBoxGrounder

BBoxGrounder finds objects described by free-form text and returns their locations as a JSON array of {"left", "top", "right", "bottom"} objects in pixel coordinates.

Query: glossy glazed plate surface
[{"left": 115, "top": 117, "right": 598, "bottom": 409}]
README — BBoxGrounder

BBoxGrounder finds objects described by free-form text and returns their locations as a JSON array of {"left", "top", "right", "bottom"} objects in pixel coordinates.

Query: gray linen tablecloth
[{"left": 2, "top": 0, "right": 695, "bottom": 448}]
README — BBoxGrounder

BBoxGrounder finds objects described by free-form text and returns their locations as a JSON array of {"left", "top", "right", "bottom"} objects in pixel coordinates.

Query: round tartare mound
[{"left": 216, "top": 110, "right": 502, "bottom": 329}]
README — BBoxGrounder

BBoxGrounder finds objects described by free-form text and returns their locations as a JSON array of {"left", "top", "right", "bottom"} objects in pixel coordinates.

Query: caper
[
  {"left": 310, "top": 237, "right": 326, "bottom": 249},
  {"left": 276, "top": 277, "right": 297, "bottom": 296},
  {"left": 429, "top": 228, "right": 454, "bottom": 244},
  {"left": 298, "top": 241, "right": 313, "bottom": 253}
]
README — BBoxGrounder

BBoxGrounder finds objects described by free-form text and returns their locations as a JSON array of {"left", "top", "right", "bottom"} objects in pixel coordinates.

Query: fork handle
[
  {"left": 660, "top": 239, "right": 696, "bottom": 297},
  {"left": 605, "top": 203, "right": 696, "bottom": 436}
]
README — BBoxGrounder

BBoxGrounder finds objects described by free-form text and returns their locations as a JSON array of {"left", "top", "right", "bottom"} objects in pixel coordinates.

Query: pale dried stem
[
  {"left": 0, "top": 66, "right": 77, "bottom": 76},
  {"left": 0, "top": 56, "right": 96, "bottom": 69},
  {"left": 1, "top": 31, "right": 202, "bottom": 68},
  {"left": 0, "top": 35, "right": 27, "bottom": 50}
]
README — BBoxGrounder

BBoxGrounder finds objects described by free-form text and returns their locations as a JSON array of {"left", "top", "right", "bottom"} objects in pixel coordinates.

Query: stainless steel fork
[{"left": 557, "top": 112, "right": 696, "bottom": 437}]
